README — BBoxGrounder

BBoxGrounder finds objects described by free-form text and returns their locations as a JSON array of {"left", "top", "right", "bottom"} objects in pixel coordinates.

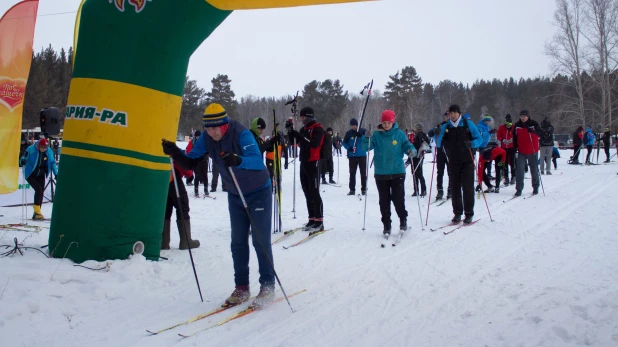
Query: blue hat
[
  {"left": 350, "top": 118, "right": 358, "bottom": 126},
  {"left": 482, "top": 115, "right": 492, "bottom": 122}
]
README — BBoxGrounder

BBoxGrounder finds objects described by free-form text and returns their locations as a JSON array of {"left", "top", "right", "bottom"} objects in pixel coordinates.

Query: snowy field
[{"left": 1, "top": 148, "right": 618, "bottom": 347}]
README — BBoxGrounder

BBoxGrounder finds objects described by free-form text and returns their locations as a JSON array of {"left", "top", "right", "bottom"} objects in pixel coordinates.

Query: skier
[
  {"left": 186, "top": 130, "right": 209, "bottom": 198},
  {"left": 571, "top": 126, "right": 584, "bottom": 164},
  {"left": 52, "top": 138, "right": 60, "bottom": 161},
  {"left": 287, "top": 106, "right": 326, "bottom": 233},
  {"left": 161, "top": 162, "right": 201, "bottom": 250},
  {"left": 410, "top": 123, "right": 430, "bottom": 197},
  {"left": 333, "top": 132, "right": 343, "bottom": 157},
  {"left": 600, "top": 127, "right": 611, "bottom": 163},
  {"left": 19, "top": 138, "right": 58, "bottom": 220},
  {"left": 552, "top": 146, "right": 560, "bottom": 170},
  {"left": 513, "top": 110, "right": 542, "bottom": 196},
  {"left": 162, "top": 103, "right": 275, "bottom": 308},
  {"left": 497, "top": 114, "right": 516, "bottom": 185},
  {"left": 363, "top": 110, "right": 416, "bottom": 235},
  {"left": 539, "top": 118, "right": 555, "bottom": 175},
  {"left": 476, "top": 143, "right": 506, "bottom": 194},
  {"left": 584, "top": 126, "right": 597, "bottom": 165},
  {"left": 437, "top": 104, "right": 483, "bottom": 224},
  {"left": 342, "top": 118, "right": 367, "bottom": 196},
  {"left": 428, "top": 112, "right": 451, "bottom": 200},
  {"left": 321, "top": 128, "right": 336, "bottom": 184},
  {"left": 477, "top": 115, "right": 493, "bottom": 178}
]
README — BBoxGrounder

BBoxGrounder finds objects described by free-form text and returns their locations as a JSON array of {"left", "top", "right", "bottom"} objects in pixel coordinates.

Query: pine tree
[{"left": 205, "top": 74, "right": 238, "bottom": 118}]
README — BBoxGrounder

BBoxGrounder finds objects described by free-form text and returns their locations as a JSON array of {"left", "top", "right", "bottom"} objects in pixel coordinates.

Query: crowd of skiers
[{"left": 157, "top": 101, "right": 616, "bottom": 312}]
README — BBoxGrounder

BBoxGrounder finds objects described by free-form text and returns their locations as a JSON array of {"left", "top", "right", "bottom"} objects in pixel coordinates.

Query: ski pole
[
  {"left": 410, "top": 154, "right": 425, "bottom": 230},
  {"left": 468, "top": 148, "right": 494, "bottom": 222},
  {"left": 227, "top": 166, "right": 294, "bottom": 313},
  {"left": 362, "top": 125, "right": 371, "bottom": 231},
  {"left": 170, "top": 157, "right": 204, "bottom": 302},
  {"left": 425, "top": 146, "right": 437, "bottom": 226},
  {"left": 352, "top": 80, "right": 373, "bottom": 150},
  {"left": 286, "top": 92, "right": 299, "bottom": 219}
]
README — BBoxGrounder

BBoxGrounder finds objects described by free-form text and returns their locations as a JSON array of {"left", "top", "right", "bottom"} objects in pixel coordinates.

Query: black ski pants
[
  {"left": 26, "top": 173, "right": 45, "bottom": 206},
  {"left": 375, "top": 175, "right": 407, "bottom": 229},
  {"left": 503, "top": 148, "right": 516, "bottom": 180},
  {"left": 165, "top": 177, "right": 190, "bottom": 220},
  {"left": 300, "top": 161, "right": 323, "bottom": 220},
  {"left": 320, "top": 157, "right": 334, "bottom": 180},
  {"left": 348, "top": 156, "right": 367, "bottom": 193},
  {"left": 211, "top": 164, "right": 227, "bottom": 191},
  {"left": 412, "top": 157, "right": 426, "bottom": 192},
  {"left": 436, "top": 148, "right": 450, "bottom": 192},
  {"left": 448, "top": 161, "right": 475, "bottom": 217},
  {"left": 482, "top": 161, "right": 502, "bottom": 189},
  {"left": 585, "top": 145, "right": 593, "bottom": 163},
  {"left": 604, "top": 144, "right": 610, "bottom": 160}
]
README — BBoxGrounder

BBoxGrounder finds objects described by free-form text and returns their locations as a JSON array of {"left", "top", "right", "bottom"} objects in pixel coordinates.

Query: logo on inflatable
[
  {"left": 0, "top": 77, "right": 26, "bottom": 112},
  {"left": 110, "top": 0, "right": 152, "bottom": 13}
]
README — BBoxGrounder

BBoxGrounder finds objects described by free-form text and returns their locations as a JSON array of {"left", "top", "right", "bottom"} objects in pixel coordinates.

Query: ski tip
[
  {"left": 178, "top": 333, "right": 190, "bottom": 338},
  {"left": 146, "top": 330, "right": 157, "bottom": 335}
]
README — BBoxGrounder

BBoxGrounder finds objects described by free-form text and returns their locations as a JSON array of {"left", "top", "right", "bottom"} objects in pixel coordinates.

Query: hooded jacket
[
  {"left": 21, "top": 144, "right": 59, "bottom": 179},
  {"left": 584, "top": 127, "right": 596, "bottom": 146},
  {"left": 513, "top": 118, "right": 541, "bottom": 155}
]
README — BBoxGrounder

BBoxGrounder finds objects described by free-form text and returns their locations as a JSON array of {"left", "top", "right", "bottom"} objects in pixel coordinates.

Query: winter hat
[
  {"left": 203, "top": 103, "right": 229, "bottom": 127},
  {"left": 256, "top": 118, "right": 266, "bottom": 129},
  {"left": 520, "top": 110, "right": 530, "bottom": 117},
  {"left": 505, "top": 114, "right": 512, "bottom": 123},
  {"left": 300, "top": 106, "right": 314, "bottom": 118},
  {"left": 37, "top": 138, "right": 48, "bottom": 147},
  {"left": 194, "top": 130, "right": 201, "bottom": 137},
  {"left": 541, "top": 119, "right": 550, "bottom": 128},
  {"left": 605, "top": 127, "right": 610, "bottom": 132},
  {"left": 326, "top": 127, "right": 333, "bottom": 132},
  {"left": 482, "top": 115, "right": 492, "bottom": 122},
  {"left": 443, "top": 111, "right": 449, "bottom": 117},
  {"left": 414, "top": 123, "right": 423, "bottom": 130},
  {"left": 577, "top": 126, "right": 584, "bottom": 132},
  {"left": 350, "top": 118, "right": 359, "bottom": 126},
  {"left": 448, "top": 104, "right": 461, "bottom": 114},
  {"left": 381, "top": 110, "right": 396, "bottom": 123}
]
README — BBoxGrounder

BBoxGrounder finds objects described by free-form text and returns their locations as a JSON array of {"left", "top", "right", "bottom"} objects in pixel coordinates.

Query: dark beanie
[
  {"left": 194, "top": 130, "right": 201, "bottom": 137},
  {"left": 300, "top": 106, "right": 314, "bottom": 118},
  {"left": 448, "top": 104, "right": 461, "bottom": 114},
  {"left": 520, "top": 109, "right": 529, "bottom": 116},
  {"left": 350, "top": 118, "right": 359, "bottom": 126},
  {"left": 327, "top": 127, "right": 333, "bottom": 132},
  {"left": 505, "top": 114, "right": 512, "bottom": 123},
  {"left": 256, "top": 118, "right": 266, "bottom": 129}
]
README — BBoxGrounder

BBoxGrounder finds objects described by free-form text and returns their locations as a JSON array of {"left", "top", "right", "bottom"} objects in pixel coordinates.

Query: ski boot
[
  {"left": 302, "top": 220, "right": 315, "bottom": 231},
  {"left": 347, "top": 190, "right": 355, "bottom": 196},
  {"left": 510, "top": 177, "right": 515, "bottom": 185},
  {"left": 321, "top": 178, "right": 328, "bottom": 185},
  {"left": 383, "top": 226, "right": 391, "bottom": 236},
  {"left": 451, "top": 215, "right": 461, "bottom": 223},
  {"left": 223, "top": 285, "right": 251, "bottom": 307},
  {"left": 420, "top": 190, "right": 427, "bottom": 198},
  {"left": 399, "top": 219, "right": 407, "bottom": 231},
  {"left": 435, "top": 189, "right": 444, "bottom": 200},
  {"left": 307, "top": 222, "right": 324, "bottom": 235},
  {"left": 250, "top": 284, "right": 275, "bottom": 309},
  {"left": 32, "top": 205, "right": 45, "bottom": 220},
  {"left": 532, "top": 187, "right": 539, "bottom": 195},
  {"left": 494, "top": 187, "right": 500, "bottom": 193},
  {"left": 361, "top": 189, "right": 367, "bottom": 196},
  {"left": 484, "top": 187, "right": 495, "bottom": 193},
  {"left": 411, "top": 191, "right": 418, "bottom": 197},
  {"left": 329, "top": 178, "right": 337, "bottom": 184},
  {"left": 514, "top": 190, "right": 522, "bottom": 197},
  {"left": 446, "top": 189, "right": 452, "bottom": 200},
  {"left": 463, "top": 215, "right": 474, "bottom": 224}
]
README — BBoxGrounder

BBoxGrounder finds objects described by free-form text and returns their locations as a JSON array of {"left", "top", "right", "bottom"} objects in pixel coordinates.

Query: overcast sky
[{"left": 1, "top": 0, "right": 557, "bottom": 98}]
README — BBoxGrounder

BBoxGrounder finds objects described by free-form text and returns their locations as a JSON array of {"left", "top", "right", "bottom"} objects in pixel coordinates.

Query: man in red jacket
[
  {"left": 475, "top": 144, "right": 506, "bottom": 193},
  {"left": 496, "top": 114, "right": 516, "bottom": 186},
  {"left": 513, "top": 110, "right": 542, "bottom": 196}
]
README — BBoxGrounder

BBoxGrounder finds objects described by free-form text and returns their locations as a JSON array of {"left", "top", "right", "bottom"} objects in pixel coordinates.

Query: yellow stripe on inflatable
[
  {"left": 72, "top": 0, "right": 86, "bottom": 70},
  {"left": 206, "top": 0, "right": 372, "bottom": 10},
  {"left": 63, "top": 78, "right": 181, "bottom": 158},
  {"left": 62, "top": 148, "right": 170, "bottom": 171}
]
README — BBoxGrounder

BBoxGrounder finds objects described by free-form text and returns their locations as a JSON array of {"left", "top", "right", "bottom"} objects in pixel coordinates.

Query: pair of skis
[
  {"left": 147, "top": 289, "right": 306, "bottom": 338},
  {"left": 429, "top": 219, "right": 481, "bottom": 235},
  {"left": 381, "top": 227, "right": 408, "bottom": 248},
  {"left": 271, "top": 226, "right": 329, "bottom": 249}
]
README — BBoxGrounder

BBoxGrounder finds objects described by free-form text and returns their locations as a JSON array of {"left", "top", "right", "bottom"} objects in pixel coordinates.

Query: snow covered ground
[{"left": 1, "top": 148, "right": 618, "bottom": 347}]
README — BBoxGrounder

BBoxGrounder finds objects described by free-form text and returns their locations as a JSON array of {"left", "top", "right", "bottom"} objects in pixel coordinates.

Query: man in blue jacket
[
  {"left": 437, "top": 105, "right": 484, "bottom": 224},
  {"left": 20, "top": 138, "right": 59, "bottom": 220},
  {"left": 162, "top": 103, "right": 275, "bottom": 309},
  {"left": 342, "top": 118, "right": 367, "bottom": 195}
]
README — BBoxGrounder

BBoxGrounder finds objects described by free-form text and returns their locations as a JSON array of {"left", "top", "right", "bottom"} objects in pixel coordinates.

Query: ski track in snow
[{"left": 1, "top": 150, "right": 618, "bottom": 346}]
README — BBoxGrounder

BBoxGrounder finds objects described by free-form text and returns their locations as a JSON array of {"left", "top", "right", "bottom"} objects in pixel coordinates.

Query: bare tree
[
  {"left": 545, "top": 0, "right": 589, "bottom": 127},
  {"left": 582, "top": 0, "right": 618, "bottom": 129}
]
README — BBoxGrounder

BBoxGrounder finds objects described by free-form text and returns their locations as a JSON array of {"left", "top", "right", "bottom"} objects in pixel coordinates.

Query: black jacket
[
  {"left": 413, "top": 131, "right": 430, "bottom": 151},
  {"left": 288, "top": 120, "right": 325, "bottom": 163},
  {"left": 601, "top": 131, "right": 611, "bottom": 146},
  {"left": 322, "top": 132, "right": 333, "bottom": 158},
  {"left": 539, "top": 119, "right": 555, "bottom": 147},
  {"left": 573, "top": 131, "right": 583, "bottom": 147}
]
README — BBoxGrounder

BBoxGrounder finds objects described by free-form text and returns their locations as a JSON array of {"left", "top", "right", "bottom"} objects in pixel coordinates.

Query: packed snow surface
[{"left": 1, "top": 149, "right": 617, "bottom": 346}]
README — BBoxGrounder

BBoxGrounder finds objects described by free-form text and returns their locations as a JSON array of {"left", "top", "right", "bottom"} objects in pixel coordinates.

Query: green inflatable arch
[{"left": 49, "top": 0, "right": 367, "bottom": 262}]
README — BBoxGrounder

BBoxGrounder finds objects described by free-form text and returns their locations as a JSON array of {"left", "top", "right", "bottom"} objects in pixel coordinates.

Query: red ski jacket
[
  {"left": 514, "top": 120, "right": 541, "bottom": 155},
  {"left": 496, "top": 124, "right": 515, "bottom": 149},
  {"left": 477, "top": 147, "right": 506, "bottom": 183}
]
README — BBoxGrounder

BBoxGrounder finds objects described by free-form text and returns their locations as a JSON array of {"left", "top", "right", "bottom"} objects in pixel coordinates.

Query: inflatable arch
[{"left": 49, "top": 0, "right": 367, "bottom": 262}]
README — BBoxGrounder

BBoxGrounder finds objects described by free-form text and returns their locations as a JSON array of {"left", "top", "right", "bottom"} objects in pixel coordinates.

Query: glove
[
  {"left": 365, "top": 129, "right": 373, "bottom": 137},
  {"left": 162, "top": 139, "right": 181, "bottom": 156},
  {"left": 270, "top": 133, "right": 281, "bottom": 144},
  {"left": 220, "top": 152, "right": 242, "bottom": 167},
  {"left": 352, "top": 147, "right": 356, "bottom": 153},
  {"left": 287, "top": 129, "right": 300, "bottom": 140},
  {"left": 498, "top": 161, "right": 505, "bottom": 168},
  {"left": 475, "top": 184, "right": 482, "bottom": 192},
  {"left": 464, "top": 141, "right": 472, "bottom": 149}
]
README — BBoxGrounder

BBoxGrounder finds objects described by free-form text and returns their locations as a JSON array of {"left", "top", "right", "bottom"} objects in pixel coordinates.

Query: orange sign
[{"left": 0, "top": 0, "right": 39, "bottom": 195}]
